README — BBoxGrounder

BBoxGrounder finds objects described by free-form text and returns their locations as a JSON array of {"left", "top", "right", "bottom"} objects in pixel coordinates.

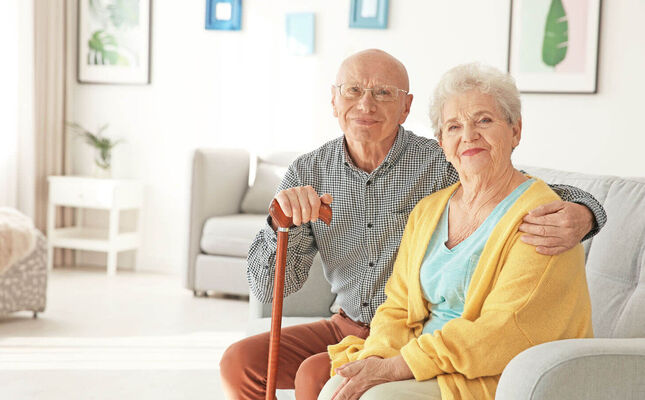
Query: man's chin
[{"left": 345, "top": 126, "right": 398, "bottom": 142}]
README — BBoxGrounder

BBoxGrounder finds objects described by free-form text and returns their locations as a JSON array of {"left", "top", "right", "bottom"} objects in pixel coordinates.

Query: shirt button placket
[{"left": 363, "top": 176, "right": 376, "bottom": 320}]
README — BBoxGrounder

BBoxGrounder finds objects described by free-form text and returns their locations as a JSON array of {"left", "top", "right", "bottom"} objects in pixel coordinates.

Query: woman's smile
[{"left": 461, "top": 147, "right": 485, "bottom": 157}]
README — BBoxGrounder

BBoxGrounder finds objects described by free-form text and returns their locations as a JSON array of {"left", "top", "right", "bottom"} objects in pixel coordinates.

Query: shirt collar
[{"left": 341, "top": 125, "right": 409, "bottom": 173}]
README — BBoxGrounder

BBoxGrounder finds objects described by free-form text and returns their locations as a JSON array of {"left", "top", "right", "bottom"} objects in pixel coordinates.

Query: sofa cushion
[
  {"left": 200, "top": 214, "right": 267, "bottom": 258},
  {"left": 240, "top": 162, "right": 287, "bottom": 214}
]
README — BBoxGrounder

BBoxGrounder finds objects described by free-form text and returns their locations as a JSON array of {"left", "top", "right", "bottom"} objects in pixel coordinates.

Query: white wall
[
  {"left": 66, "top": 0, "right": 645, "bottom": 274},
  {"left": 18, "top": 0, "right": 35, "bottom": 218}
]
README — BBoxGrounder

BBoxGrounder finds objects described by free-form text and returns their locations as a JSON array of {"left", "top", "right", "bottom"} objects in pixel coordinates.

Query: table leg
[
  {"left": 47, "top": 202, "right": 56, "bottom": 271},
  {"left": 107, "top": 208, "right": 120, "bottom": 275},
  {"left": 107, "top": 251, "right": 117, "bottom": 276}
]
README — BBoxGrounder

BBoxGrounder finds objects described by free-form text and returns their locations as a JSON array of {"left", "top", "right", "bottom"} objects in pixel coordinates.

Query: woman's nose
[{"left": 462, "top": 124, "right": 479, "bottom": 141}]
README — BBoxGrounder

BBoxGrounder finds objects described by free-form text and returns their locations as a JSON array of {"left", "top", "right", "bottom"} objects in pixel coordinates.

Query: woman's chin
[{"left": 457, "top": 160, "right": 492, "bottom": 177}]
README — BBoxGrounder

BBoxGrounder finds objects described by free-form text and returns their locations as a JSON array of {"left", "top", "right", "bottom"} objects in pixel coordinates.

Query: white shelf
[{"left": 49, "top": 227, "right": 141, "bottom": 252}]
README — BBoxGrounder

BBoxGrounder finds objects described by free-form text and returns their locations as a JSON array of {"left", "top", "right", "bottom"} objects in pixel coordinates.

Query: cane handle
[{"left": 269, "top": 198, "right": 332, "bottom": 228}]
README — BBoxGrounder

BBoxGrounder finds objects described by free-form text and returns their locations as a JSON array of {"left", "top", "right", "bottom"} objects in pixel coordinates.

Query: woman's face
[{"left": 439, "top": 90, "right": 521, "bottom": 178}]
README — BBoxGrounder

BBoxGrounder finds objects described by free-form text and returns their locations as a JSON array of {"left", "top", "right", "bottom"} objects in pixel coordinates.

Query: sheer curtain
[
  {"left": 1, "top": 0, "right": 72, "bottom": 266},
  {"left": 33, "top": 0, "right": 74, "bottom": 266},
  {"left": 0, "top": 0, "right": 20, "bottom": 209}
]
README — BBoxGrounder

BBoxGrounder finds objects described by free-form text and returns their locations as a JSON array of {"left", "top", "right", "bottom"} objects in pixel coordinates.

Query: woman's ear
[{"left": 512, "top": 118, "right": 522, "bottom": 148}]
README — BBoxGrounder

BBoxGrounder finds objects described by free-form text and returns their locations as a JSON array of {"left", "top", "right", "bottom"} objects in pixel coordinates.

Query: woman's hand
[{"left": 330, "top": 355, "right": 414, "bottom": 400}]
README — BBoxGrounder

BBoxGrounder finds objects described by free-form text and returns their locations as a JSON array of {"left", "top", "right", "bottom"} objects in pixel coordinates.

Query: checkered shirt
[{"left": 247, "top": 127, "right": 606, "bottom": 324}]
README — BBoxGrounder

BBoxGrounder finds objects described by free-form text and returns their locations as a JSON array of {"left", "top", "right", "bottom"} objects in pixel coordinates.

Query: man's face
[{"left": 331, "top": 55, "right": 413, "bottom": 145}]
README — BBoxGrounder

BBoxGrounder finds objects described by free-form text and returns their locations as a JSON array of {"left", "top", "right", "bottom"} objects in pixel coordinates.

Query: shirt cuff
[
  {"left": 569, "top": 198, "right": 605, "bottom": 241},
  {"left": 263, "top": 215, "right": 305, "bottom": 249}
]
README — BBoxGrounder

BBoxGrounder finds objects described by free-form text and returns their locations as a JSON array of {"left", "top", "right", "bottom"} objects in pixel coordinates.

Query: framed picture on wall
[
  {"left": 77, "top": 0, "right": 152, "bottom": 85},
  {"left": 508, "top": 0, "right": 602, "bottom": 93},
  {"left": 349, "top": 0, "right": 389, "bottom": 29},
  {"left": 286, "top": 13, "right": 315, "bottom": 56},
  {"left": 205, "top": 0, "right": 242, "bottom": 30}
]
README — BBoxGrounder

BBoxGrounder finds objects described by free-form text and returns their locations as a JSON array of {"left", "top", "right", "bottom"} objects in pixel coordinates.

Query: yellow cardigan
[{"left": 328, "top": 180, "right": 593, "bottom": 400}]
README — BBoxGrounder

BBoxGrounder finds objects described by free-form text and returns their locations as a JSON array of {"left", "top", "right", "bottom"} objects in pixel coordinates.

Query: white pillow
[{"left": 240, "top": 162, "right": 287, "bottom": 214}]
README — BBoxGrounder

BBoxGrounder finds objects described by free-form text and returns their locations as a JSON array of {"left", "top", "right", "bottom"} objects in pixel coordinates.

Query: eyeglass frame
[{"left": 333, "top": 83, "right": 409, "bottom": 102}]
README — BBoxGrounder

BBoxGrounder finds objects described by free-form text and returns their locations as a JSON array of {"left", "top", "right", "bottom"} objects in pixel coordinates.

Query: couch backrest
[
  {"left": 239, "top": 151, "right": 301, "bottom": 215},
  {"left": 521, "top": 166, "right": 645, "bottom": 339}
]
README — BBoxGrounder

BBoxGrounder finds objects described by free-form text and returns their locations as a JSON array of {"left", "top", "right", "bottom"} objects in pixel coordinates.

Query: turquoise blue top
[{"left": 420, "top": 179, "right": 535, "bottom": 335}]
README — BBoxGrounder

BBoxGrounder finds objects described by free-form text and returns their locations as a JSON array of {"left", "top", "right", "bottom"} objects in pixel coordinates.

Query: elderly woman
[{"left": 318, "top": 63, "right": 593, "bottom": 400}]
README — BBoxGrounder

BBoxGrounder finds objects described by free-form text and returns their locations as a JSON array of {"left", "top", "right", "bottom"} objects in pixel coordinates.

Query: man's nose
[{"left": 357, "top": 89, "right": 377, "bottom": 112}]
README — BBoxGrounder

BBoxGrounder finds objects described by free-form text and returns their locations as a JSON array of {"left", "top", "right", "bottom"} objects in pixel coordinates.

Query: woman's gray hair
[{"left": 429, "top": 63, "right": 521, "bottom": 140}]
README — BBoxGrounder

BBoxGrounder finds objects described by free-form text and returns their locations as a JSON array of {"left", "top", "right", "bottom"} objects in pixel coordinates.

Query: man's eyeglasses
[{"left": 334, "top": 83, "right": 408, "bottom": 102}]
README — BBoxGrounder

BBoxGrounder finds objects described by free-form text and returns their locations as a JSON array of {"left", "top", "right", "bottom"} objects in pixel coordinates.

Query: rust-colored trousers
[{"left": 220, "top": 312, "right": 370, "bottom": 400}]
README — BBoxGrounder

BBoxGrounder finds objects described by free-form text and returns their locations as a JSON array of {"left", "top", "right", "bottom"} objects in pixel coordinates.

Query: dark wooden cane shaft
[{"left": 265, "top": 229, "right": 288, "bottom": 400}]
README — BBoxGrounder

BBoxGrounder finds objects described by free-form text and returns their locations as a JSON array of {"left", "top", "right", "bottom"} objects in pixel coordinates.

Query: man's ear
[
  {"left": 331, "top": 85, "right": 338, "bottom": 118},
  {"left": 398, "top": 94, "right": 414, "bottom": 124}
]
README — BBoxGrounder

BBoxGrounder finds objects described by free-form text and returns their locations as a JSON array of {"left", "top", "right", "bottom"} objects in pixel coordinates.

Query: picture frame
[
  {"left": 205, "top": 0, "right": 242, "bottom": 31},
  {"left": 349, "top": 0, "right": 389, "bottom": 29},
  {"left": 77, "top": 0, "right": 151, "bottom": 85},
  {"left": 285, "top": 13, "right": 315, "bottom": 56},
  {"left": 508, "top": 0, "right": 602, "bottom": 94}
]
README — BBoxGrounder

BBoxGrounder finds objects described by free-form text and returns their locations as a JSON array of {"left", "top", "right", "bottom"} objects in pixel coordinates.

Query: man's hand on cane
[{"left": 272, "top": 186, "right": 333, "bottom": 229}]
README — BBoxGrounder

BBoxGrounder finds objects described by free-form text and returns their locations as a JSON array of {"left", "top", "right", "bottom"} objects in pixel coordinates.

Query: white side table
[{"left": 47, "top": 176, "right": 143, "bottom": 275}]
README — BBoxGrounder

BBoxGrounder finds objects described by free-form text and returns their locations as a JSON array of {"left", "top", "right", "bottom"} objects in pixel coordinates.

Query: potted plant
[{"left": 68, "top": 122, "right": 123, "bottom": 178}]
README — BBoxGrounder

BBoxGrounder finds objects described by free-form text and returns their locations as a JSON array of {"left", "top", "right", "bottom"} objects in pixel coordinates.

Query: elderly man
[{"left": 220, "top": 49, "right": 606, "bottom": 400}]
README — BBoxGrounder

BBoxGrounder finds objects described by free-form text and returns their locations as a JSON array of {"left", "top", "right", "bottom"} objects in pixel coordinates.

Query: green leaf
[
  {"left": 87, "top": 31, "right": 120, "bottom": 65},
  {"left": 542, "top": 0, "right": 568, "bottom": 67}
]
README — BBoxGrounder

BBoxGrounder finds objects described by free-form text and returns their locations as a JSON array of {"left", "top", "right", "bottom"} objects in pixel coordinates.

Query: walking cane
[{"left": 265, "top": 198, "right": 332, "bottom": 400}]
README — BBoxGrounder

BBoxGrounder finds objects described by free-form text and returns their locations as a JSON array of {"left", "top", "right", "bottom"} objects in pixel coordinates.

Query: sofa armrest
[
  {"left": 496, "top": 338, "right": 645, "bottom": 400},
  {"left": 186, "top": 149, "right": 250, "bottom": 289},
  {"left": 248, "top": 253, "right": 335, "bottom": 320}
]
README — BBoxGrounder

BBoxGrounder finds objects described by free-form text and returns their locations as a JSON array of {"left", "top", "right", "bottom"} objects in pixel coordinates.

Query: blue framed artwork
[
  {"left": 205, "top": 0, "right": 241, "bottom": 30},
  {"left": 349, "top": 0, "right": 388, "bottom": 29},
  {"left": 286, "top": 13, "right": 315, "bottom": 56}
]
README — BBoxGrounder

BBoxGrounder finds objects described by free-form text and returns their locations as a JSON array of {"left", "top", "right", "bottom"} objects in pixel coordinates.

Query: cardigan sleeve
[{"left": 401, "top": 235, "right": 590, "bottom": 381}]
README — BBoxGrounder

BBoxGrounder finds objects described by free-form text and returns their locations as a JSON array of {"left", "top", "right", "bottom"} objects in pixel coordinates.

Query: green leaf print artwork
[
  {"left": 88, "top": 30, "right": 128, "bottom": 65},
  {"left": 542, "top": 0, "right": 568, "bottom": 67}
]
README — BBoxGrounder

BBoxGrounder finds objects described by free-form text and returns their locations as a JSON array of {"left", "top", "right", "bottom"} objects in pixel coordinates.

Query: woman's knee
[
  {"left": 360, "top": 379, "right": 442, "bottom": 400},
  {"left": 317, "top": 375, "right": 345, "bottom": 400}
]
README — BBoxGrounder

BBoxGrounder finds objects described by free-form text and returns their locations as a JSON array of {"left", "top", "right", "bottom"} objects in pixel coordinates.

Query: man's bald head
[
  {"left": 336, "top": 49, "right": 410, "bottom": 91},
  {"left": 331, "top": 49, "right": 414, "bottom": 156}
]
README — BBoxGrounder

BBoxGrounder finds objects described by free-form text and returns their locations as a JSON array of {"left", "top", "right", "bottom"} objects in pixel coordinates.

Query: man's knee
[
  {"left": 220, "top": 340, "right": 243, "bottom": 374},
  {"left": 295, "top": 353, "right": 333, "bottom": 400},
  {"left": 220, "top": 337, "right": 262, "bottom": 382}
]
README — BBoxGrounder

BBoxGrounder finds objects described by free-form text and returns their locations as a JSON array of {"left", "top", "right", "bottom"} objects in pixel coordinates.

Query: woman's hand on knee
[{"left": 330, "top": 356, "right": 413, "bottom": 400}]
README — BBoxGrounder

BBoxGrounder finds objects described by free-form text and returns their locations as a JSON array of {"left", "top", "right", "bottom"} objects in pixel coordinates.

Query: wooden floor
[{"left": 0, "top": 266, "right": 249, "bottom": 337}]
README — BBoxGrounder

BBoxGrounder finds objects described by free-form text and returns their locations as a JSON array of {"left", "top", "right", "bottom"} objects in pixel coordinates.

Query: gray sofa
[
  {"left": 247, "top": 164, "right": 645, "bottom": 400},
  {"left": 187, "top": 148, "right": 330, "bottom": 300}
]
